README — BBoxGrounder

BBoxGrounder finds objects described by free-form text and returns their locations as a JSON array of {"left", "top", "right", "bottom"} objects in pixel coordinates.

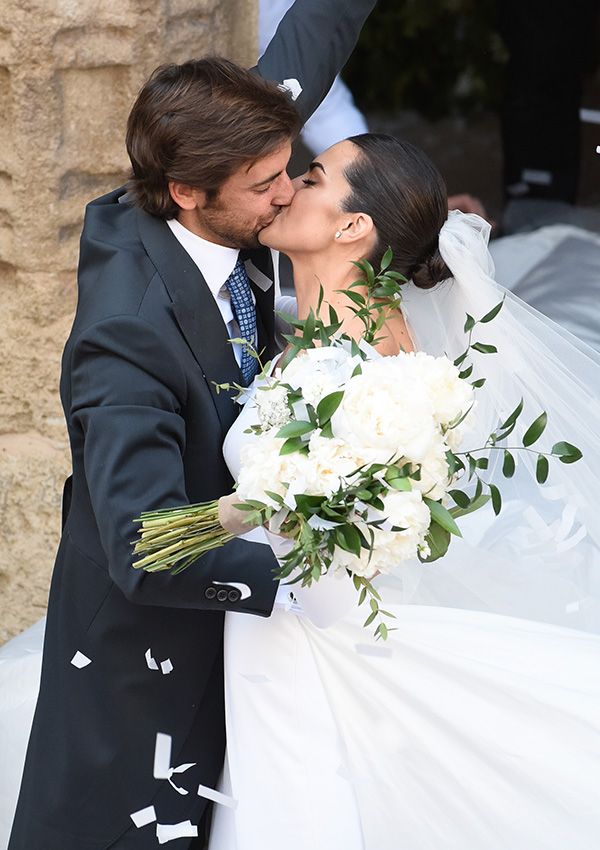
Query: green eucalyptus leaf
[
  {"left": 464, "top": 314, "right": 476, "bottom": 333},
  {"left": 490, "top": 484, "right": 502, "bottom": 515},
  {"left": 502, "top": 450, "right": 515, "bottom": 478},
  {"left": 522, "top": 412, "right": 547, "bottom": 447},
  {"left": 480, "top": 299, "right": 504, "bottom": 324},
  {"left": 471, "top": 342, "right": 498, "bottom": 354},
  {"left": 420, "top": 521, "right": 451, "bottom": 562},
  {"left": 424, "top": 498, "right": 462, "bottom": 537},
  {"left": 448, "top": 489, "right": 470, "bottom": 509},
  {"left": 536, "top": 454, "right": 549, "bottom": 484}
]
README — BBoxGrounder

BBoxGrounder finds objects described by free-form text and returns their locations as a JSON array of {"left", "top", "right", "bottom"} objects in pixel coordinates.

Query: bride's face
[{"left": 258, "top": 140, "right": 360, "bottom": 254}]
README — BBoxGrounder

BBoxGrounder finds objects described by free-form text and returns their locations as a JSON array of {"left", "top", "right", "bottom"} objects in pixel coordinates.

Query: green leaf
[
  {"left": 335, "top": 524, "right": 362, "bottom": 557},
  {"left": 320, "top": 421, "right": 334, "bottom": 439},
  {"left": 448, "top": 489, "right": 470, "bottom": 509},
  {"left": 471, "top": 378, "right": 486, "bottom": 389},
  {"left": 276, "top": 420, "right": 314, "bottom": 439},
  {"left": 551, "top": 441, "right": 583, "bottom": 463},
  {"left": 453, "top": 351, "right": 468, "bottom": 367},
  {"left": 450, "top": 493, "right": 491, "bottom": 518},
  {"left": 536, "top": 454, "right": 549, "bottom": 484},
  {"left": 522, "top": 411, "right": 547, "bottom": 447},
  {"left": 279, "top": 436, "right": 306, "bottom": 455},
  {"left": 471, "top": 342, "right": 498, "bottom": 354},
  {"left": 499, "top": 399, "right": 524, "bottom": 432},
  {"left": 388, "top": 476, "right": 411, "bottom": 491},
  {"left": 480, "top": 298, "right": 504, "bottom": 324},
  {"left": 502, "top": 450, "right": 515, "bottom": 478},
  {"left": 316, "top": 284, "right": 324, "bottom": 316},
  {"left": 490, "top": 484, "right": 502, "bottom": 515},
  {"left": 424, "top": 497, "right": 463, "bottom": 537},
  {"left": 459, "top": 364, "right": 473, "bottom": 380},
  {"left": 316, "top": 390, "right": 344, "bottom": 425},
  {"left": 328, "top": 303, "right": 339, "bottom": 325},
  {"left": 380, "top": 246, "right": 393, "bottom": 271},
  {"left": 263, "top": 490, "right": 284, "bottom": 506},
  {"left": 464, "top": 314, "right": 476, "bottom": 333},
  {"left": 420, "top": 521, "right": 451, "bottom": 562}
]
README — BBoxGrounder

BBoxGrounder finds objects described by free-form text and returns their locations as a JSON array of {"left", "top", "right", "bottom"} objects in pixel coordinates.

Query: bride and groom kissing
[{"left": 10, "top": 0, "right": 600, "bottom": 847}]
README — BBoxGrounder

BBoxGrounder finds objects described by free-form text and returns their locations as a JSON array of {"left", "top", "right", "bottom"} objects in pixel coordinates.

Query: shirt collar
[{"left": 167, "top": 218, "right": 239, "bottom": 297}]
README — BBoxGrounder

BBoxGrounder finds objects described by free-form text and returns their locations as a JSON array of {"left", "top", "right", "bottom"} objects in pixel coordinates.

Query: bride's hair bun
[
  {"left": 410, "top": 246, "right": 451, "bottom": 290},
  {"left": 342, "top": 135, "right": 450, "bottom": 291}
]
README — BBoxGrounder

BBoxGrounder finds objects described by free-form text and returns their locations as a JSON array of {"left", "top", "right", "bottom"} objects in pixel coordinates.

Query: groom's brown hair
[{"left": 126, "top": 57, "right": 301, "bottom": 218}]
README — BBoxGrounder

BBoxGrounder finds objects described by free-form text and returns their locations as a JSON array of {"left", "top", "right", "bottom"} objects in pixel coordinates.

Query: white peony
[
  {"left": 413, "top": 438, "right": 453, "bottom": 500},
  {"left": 236, "top": 432, "right": 311, "bottom": 508},
  {"left": 330, "top": 358, "right": 439, "bottom": 464},
  {"left": 280, "top": 346, "right": 358, "bottom": 409},
  {"left": 303, "top": 432, "right": 364, "bottom": 497},
  {"left": 401, "top": 351, "right": 474, "bottom": 428}
]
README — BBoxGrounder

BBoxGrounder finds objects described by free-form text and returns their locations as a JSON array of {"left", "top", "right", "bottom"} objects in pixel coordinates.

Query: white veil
[{"left": 391, "top": 211, "right": 600, "bottom": 634}]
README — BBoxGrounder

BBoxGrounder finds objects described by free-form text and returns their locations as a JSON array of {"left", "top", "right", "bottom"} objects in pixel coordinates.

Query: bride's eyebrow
[{"left": 309, "top": 161, "right": 326, "bottom": 174}]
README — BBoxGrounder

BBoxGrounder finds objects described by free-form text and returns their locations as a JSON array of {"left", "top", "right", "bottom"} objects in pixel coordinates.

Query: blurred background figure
[{"left": 259, "top": 0, "right": 368, "bottom": 154}]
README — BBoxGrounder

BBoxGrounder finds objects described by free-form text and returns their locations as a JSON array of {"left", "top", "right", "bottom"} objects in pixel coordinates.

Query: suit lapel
[{"left": 136, "top": 210, "right": 242, "bottom": 433}]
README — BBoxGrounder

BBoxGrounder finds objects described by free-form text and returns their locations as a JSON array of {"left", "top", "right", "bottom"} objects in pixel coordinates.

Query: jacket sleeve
[
  {"left": 255, "top": 0, "right": 377, "bottom": 127},
  {"left": 69, "top": 313, "right": 279, "bottom": 615}
]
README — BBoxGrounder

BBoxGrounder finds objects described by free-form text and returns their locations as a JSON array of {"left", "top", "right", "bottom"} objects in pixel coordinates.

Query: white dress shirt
[{"left": 167, "top": 218, "right": 278, "bottom": 366}]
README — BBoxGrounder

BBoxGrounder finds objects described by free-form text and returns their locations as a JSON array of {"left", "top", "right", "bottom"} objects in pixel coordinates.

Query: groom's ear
[
  {"left": 168, "top": 180, "right": 207, "bottom": 211},
  {"left": 339, "top": 213, "right": 374, "bottom": 244}
]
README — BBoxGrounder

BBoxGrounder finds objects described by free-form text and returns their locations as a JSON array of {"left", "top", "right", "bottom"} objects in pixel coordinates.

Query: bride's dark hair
[{"left": 342, "top": 134, "right": 450, "bottom": 289}]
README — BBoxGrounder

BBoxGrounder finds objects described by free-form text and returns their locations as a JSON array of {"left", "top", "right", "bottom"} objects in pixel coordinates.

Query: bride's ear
[{"left": 337, "top": 212, "right": 374, "bottom": 244}]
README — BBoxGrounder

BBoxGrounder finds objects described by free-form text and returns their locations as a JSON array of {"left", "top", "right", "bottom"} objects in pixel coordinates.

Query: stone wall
[{"left": 0, "top": 0, "right": 258, "bottom": 644}]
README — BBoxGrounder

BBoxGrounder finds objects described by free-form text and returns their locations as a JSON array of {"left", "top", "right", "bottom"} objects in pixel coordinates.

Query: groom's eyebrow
[
  {"left": 309, "top": 161, "right": 326, "bottom": 174},
  {"left": 249, "top": 169, "right": 284, "bottom": 188}
]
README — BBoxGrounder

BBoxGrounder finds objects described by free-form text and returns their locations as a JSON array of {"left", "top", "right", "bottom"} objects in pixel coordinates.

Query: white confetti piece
[
  {"left": 596, "top": 145, "right": 600, "bottom": 155},
  {"left": 153, "top": 733, "right": 172, "bottom": 779},
  {"left": 240, "top": 673, "right": 271, "bottom": 684},
  {"left": 130, "top": 805, "right": 156, "bottom": 828},
  {"left": 354, "top": 643, "right": 394, "bottom": 658},
  {"left": 198, "top": 783, "right": 238, "bottom": 809},
  {"left": 145, "top": 648, "right": 159, "bottom": 671},
  {"left": 70, "top": 651, "right": 92, "bottom": 669},
  {"left": 156, "top": 820, "right": 198, "bottom": 844},
  {"left": 160, "top": 658, "right": 173, "bottom": 675},
  {"left": 278, "top": 77, "right": 302, "bottom": 101}
]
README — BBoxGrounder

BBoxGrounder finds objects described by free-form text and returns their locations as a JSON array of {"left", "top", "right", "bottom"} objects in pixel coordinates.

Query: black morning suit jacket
[{"left": 8, "top": 2, "right": 376, "bottom": 848}]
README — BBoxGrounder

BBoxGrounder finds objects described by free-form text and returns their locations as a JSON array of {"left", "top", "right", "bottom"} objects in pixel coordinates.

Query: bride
[{"left": 210, "top": 134, "right": 600, "bottom": 849}]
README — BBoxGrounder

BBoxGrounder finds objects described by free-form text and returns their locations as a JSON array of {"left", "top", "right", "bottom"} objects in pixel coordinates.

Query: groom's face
[{"left": 179, "top": 141, "right": 295, "bottom": 249}]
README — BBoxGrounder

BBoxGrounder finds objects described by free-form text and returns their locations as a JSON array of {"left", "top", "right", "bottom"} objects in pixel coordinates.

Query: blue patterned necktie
[{"left": 225, "top": 257, "right": 259, "bottom": 386}]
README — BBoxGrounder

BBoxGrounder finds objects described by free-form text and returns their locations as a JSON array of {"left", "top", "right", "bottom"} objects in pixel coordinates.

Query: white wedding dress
[{"left": 208, "top": 368, "right": 600, "bottom": 850}]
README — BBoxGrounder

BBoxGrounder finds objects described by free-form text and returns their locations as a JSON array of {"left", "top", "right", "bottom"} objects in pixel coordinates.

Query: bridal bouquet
[{"left": 132, "top": 250, "right": 581, "bottom": 639}]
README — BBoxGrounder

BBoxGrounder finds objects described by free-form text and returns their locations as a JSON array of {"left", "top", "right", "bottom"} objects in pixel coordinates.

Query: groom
[{"left": 8, "top": 2, "right": 376, "bottom": 848}]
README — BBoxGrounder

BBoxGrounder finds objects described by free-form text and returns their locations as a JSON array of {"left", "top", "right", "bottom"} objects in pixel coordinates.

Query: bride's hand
[{"left": 218, "top": 493, "right": 260, "bottom": 536}]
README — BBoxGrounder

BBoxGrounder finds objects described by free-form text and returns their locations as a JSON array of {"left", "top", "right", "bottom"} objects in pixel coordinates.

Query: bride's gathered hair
[{"left": 343, "top": 134, "right": 451, "bottom": 289}]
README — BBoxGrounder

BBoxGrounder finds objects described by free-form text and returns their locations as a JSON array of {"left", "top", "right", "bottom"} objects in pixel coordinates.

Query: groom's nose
[{"left": 272, "top": 171, "right": 295, "bottom": 207}]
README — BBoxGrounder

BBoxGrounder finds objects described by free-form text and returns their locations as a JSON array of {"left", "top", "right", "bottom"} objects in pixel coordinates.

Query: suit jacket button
[
  {"left": 205, "top": 587, "right": 217, "bottom": 599},
  {"left": 216, "top": 589, "right": 228, "bottom": 602},
  {"left": 228, "top": 589, "right": 240, "bottom": 602}
]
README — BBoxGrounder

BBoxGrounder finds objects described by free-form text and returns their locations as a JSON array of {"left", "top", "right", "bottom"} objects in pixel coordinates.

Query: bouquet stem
[{"left": 132, "top": 500, "right": 234, "bottom": 574}]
